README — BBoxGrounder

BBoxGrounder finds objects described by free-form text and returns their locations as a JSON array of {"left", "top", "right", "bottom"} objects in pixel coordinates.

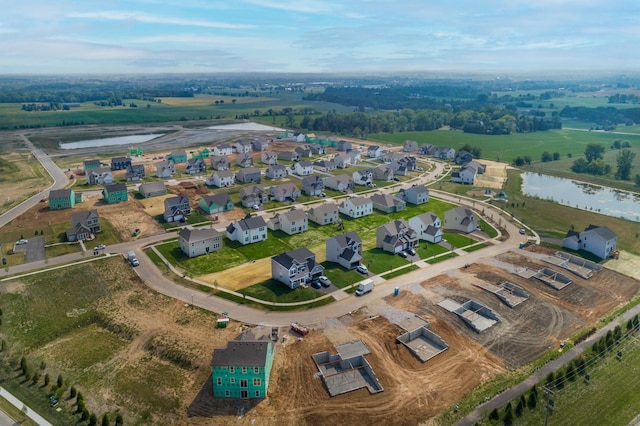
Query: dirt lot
[{"left": 470, "top": 160, "right": 509, "bottom": 190}]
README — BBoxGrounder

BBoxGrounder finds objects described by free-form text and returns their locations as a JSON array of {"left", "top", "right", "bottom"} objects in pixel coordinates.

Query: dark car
[
  {"left": 398, "top": 251, "right": 408, "bottom": 258},
  {"left": 406, "top": 248, "right": 416, "bottom": 256},
  {"left": 310, "top": 280, "right": 322, "bottom": 289}
]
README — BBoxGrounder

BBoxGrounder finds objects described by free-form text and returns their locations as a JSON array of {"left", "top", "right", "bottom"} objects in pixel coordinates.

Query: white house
[
  {"left": 212, "top": 144, "right": 233, "bottom": 156},
  {"left": 334, "top": 154, "right": 352, "bottom": 169},
  {"left": 409, "top": 212, "right": 443, "bottom": 243},
  {"left": 444, "top": 206, "right": 478, "bottom": 233},
  {"left": 292, "top": 161, "right": 314, "bottom": 176},
  {"left": 226, "top": 216, "right": 268, "bottom": 245},
  {"left": 353, "top": 169, "right": 373, "bottom": 186},
  {"left": 265, "top": 164, "right": 287, "bottom": 179},
  {"left": 206, "top": 170, "right": 235, "bottom": 188},
  {"left": 434, "top": 147, "right": 456, "bottom": 160},
  {"left": 562, "top": 225, "right": 618, "bottom": 259},
  {"left": 233, "top": 141, "right": 252, "bottom": 154},
  {"left": 451, "top": 166, "right": 477, "bottom": 184},
  {"left": 267, "top": 209, "right": 308, "bottom": 235},
  {"left": 366, "top": 145, "right": 385, "bottom": 158},
  {"left": 339, "top": 196, "right": 373, "bottom": 218},
  {"left": 261, "top": 151, "right": 278, "bottom": 165}
]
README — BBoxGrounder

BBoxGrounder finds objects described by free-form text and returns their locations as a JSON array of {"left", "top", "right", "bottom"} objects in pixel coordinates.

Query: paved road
[
  {"left": 0, "top": 408, "right": 19, "bottom": 426},
  {"left": 456, "top": 302, "right": 640, "bottom": 426}
]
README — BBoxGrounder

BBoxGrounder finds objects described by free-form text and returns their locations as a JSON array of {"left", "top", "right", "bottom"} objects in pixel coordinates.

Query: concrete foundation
[
  {"left": 543, "top": 251, "right": 601, "bottom": 279},
  {"left": 438, "top": 299, "right": 500, "bottom": 333},
  {"left": 397, "top": 326, "right": 448, "bottom": 362},
  {"left": 535, "top": 267, "right": 572, "bottom": 290},
  {"left": 475, "top": 281, "right": 529, "bottom": 307}
]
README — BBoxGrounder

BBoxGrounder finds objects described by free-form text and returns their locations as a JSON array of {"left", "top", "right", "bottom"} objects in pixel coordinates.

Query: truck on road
[
  {"left": 127, "top": 250, "right": 139, "bottom": 267},
  {"left": 355, "top": 278, "right": 375, "bottom": 296}
]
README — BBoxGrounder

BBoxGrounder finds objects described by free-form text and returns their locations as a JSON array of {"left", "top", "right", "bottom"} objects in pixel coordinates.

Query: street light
[{"left": 191, "top": 294, "right": 194, "bottom": 308}]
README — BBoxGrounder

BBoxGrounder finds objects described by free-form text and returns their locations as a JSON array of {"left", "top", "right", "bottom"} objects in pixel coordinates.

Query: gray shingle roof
[{"left": 211, "top": 341, "right": 271, "bottom": 367}]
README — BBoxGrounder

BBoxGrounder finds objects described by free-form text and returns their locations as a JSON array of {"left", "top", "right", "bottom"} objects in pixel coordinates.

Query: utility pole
[{"left": 543, "top": 386, "right": 555, "bottom": 426}]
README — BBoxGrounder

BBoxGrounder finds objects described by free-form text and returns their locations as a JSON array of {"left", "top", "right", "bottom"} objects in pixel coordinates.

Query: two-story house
[
  {"left": 167, "top": 150, "right": 188, "bottom": 164},
  {"left": 268, "top": 209, "right": 308, "bottom": 235},
  {"left": 376, "top": 219, "right": 418, "bottom": 254},
  {"left": 409, "top": 212, "right": 443, "bottom": 243},
  {"left": 334, "top": 154, "right": 352, "bottom": 169},
  {"left": 83, "top": 159, "right": 102, "bottom": 174},
  {"left": 211, "top": 336, "right": 275, "bottom": 399},
  {"left": 277, "top": 151, "right": 300, "bottom": 162},
  {"left": 163, "top": 195, "right": 191, "bottom": 222},
  {"left": 226, "top": 216, "right": 268, "bottom": 245},
  {"left": 186, "top": 158, "right": 207, "bottom": 175},
  {"left": 397, "top": 185, "right": 429, "bottom": 205},
  {"left": 292, "top": 161, "right": 313, "bottom": 176},
  {"left": 199, "top": 193, "right": 234, "bottom": 215},
  {"left": 353, "top": 170, "right": 373, "bottom": 186},
  {"left": 65, "top": 209, "right": 102, "bottom": 242},
  {"left": 337, "top": 140, "right": 352, "bottom": 151},
  {"left": 212, "top": 143, "right": 233, "bottom": 157},
  {"left": 418, "top": 144, "right": 436, "bottom": 156},
  {"left": 434, "top": 147, "right": 456, "bottom": 160},
  {"left": 102, "top": 183, "right": 128, "bottom": 204},
  {"left": 323, "top": 174, "right": 353, "bottom": 192},
  {"left": 371, "top": 164, "right": 393, "bottom": 181},
  {"left": 239, "top": 185, "right": 267, "bottom": 208},
  {"left": 313, "top": 159, "right": 336, "bottom": 172},
  {"left": 206, "top": 170, "right": 235, "bottom": 188},
  {"left": 271, "top": 247, "right": 324, "bottom": 289},
  {"left": 236, "top": 153, "right": 254, "bottom": 168},
  {"left": 49, "top": 188, "right": 82, "bottom": 210},
  {"left": 269, "top": 183, "right": 300, "bottom": 202},
  {"left": 444, "top": 206, "right": 478, "bottom": 233},
  {"left": 301, "top": 175, "right": 324, "bottom": 196},
  {"left": 178, "top": 227, "right": 223, "bottom": 258},
  {"left": 265, "top": 164, "right": 287, "bottom": 179},
  {"left": 261, "top": 151, "right": 278, "bottom": 166},
  {"left": 156, "top": 160, "right": 176, "bottom": 178},
  {"left": 111, "top": 156, "right": 132, "bottom": 171},
  {"left": 252, "top": 138, "right": 270, "bottom": 152},
  {"left": 454, "top": 150, "right": 474, "bottom": 165},
  {"left": 326, "top": 232, "right": 363, "bottom": 270},
  {"left": 87, "top": 167, "right": 114, "bottom": 185},
  {"left": 210, "top": 155, "right": 231, "bottom": 171},
  {"left": 366, "top": 145, "right": 385, "bottom": 158},
  {"left": 370, "top": 193, "right": 406, "bottom": 213},
  {"left": 138, "top": 182, "right": 167, "bottom": 198},
  {"left": 339, "top": 196, "right": 373, "bottom": 218},
  {"left": 236, "top": 167, "right": 261, "bottom": 184},
  {"left": 307, "top": 204, "right": 340, "bottom": 226},
  {"left": 295, "top": 145, "right": 312, "bottom": 158},
  {"left": 125, "top": 164, "right": 146, "bottom": 182},
  {"left": 403, "top": 140, "right": 419, "bottom": 152},
  {"left": 233, "top": 141, "right": 252, "bottom": 154},
  {"left": 450, "top": 166, "right": 477, "bottom": 184},
  {"left": 562, "top": 225, "right": 618, "bottom": 260}
]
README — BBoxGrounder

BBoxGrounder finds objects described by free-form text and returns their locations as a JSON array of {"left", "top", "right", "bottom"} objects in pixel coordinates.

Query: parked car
[
  {"left": 319, "top": 276, "right": 332, "bottom": 287},
  {"left": 310, "top": 280, "right": 322, "bottom": 289},
  {"left": 519, "top": 228, "right": 526, "bottom": 235},
  {"left": 96, "top": 244, "right": 106, "bottom": 250},
  {"left": 398, "top": 251, "right": 408, "bottom": 258},
  {"left": 16, "top": 239, "right": 28, "bottom": 245},
  {"left": 356, "top": 264, "right": 368, "bottom": 274},
  {"left": 406, "top": 247, "right": 416, "bottom": 256}
]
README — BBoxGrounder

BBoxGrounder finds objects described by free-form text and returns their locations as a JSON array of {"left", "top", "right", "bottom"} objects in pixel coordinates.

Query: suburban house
[
  {"left": 309, "top": 145, "right": 326, "bottom": 155},
  {"left": 444, "top": 206, "right": 478, "bottom": 233},
  {"left": 226, "top": 216, "right": 268, "bottom": 245},
  {"left": 236, "top": 167, "right": 261, "bottom": 184},
  {"left": 186, "top": 158, "right": 207, "bottom": 175},
  {"left": 334, "top": 154, "right": 352, "bottom": 169},
  {"left": 292, "top": 132, "right": 306, "bottom": 143},
  {"left": 434, "top": 147, "right": 456, "bottom": 160},
  {"left": 210, "top": 156, "right": 231, "bottom": 171},
  {"left": 292, "top": 161, "right": 313, "bottom": 176},
  {"left": 239, "top": 185, "right": 267, "bottom": 208},
  {"left": 178, "top": 227, "right": 223, "bottom": 258},
  {"left": 382, "top": 151, "right": 406, "bottom": 163},
  {"left": 65, "top": 209, "right": 101, "bottom": 242},
  {"left": 269, "top": 183, "right": 300, "bottom": 202},
  {"left": 205, "top": 170, "right": 234, "bottom": 187},
  {"left": 366, "top": 145, "right": 385, "bottom": 158},
  {"left": 167, "top": 150, "right": 187, "bottom": 164},
  {"left": 301, "top": 175, "right": 324, "bottom": 196},
  {"left": 323, "top": 174, "right": 353, "bottom": 192},
  {"left": 390, "top": 157, "right": 416, "bottom": 176},
  {"left": 326, "top": 232, "right": 363, "bottom": 270},
  {"left": 307, "top": 203, "right": 339, "bottom": 225},
  {"left": 236, "top": 153, "right": 254, "bottom": 168},
  {"left": 313, "top": 159, "right": 336, "bottom": 172},
  {"left": 403, "top": 140, "right": 419, "bottom": 152},
  {"left": 211, "top": 336, "right": 275, "bottom": 399},
  {"left": 125, "top": 164, "right": 146, "bottom": 181},
  {"left": 83, "top": 159, "right": 102, "bottom": 174},
  {"left": 418, "top": 144, "right": 436, "bottom": 156},
  {"left": 49, "top": 188, "right": 82, "bottom": 210},
  {"left": 562, "top": 225, "right": 618, "bottom": 259},
  {"left": 376, "top": 219, "right": 419, "bottom": 254},
  {"left": 337, "top": 140, "right": 352, "bottom": 151},
  {"left": 102, "top": 183, "right": 128, "bottom": 204},
  {"left": 450, "top": 166, "right": 477, "bottom": 184},
  {"left": 370, "top": 193, "right": 406, "bottom": 213},
  {"left": 110, "top": 156, "right": 132, "bottom": 171},
  {"left": 277, "top": 151, "right": 300, "bottom": 162},
  {"left": 138, "top": 182, "right": 167, "bottom": 198},
  {"left": 271, "top": 247, "right": 324, "bottom": 289},
  {"left": 397, "top": 185, "right": 429, "bottom": 205},
  {"left": 295, "top": 146, "right": 312, "bottom": 158},
  {"left": 156, "top": 160, "right": 176, "bottom": 178},
  {"left": 87, "top": 167, "right": 114, "bottom": 185},
  {"left": 252, "top": 138, "right": 270, "bottom": 152},
  {"left": 261, "top": 151, "right": 278, "bottom": 166},
  {"left": 371, "top": 164, "right": 394, "bottom": 181},
  {"left": 409, "top": 212, "right": 443, "bottom": 243},
  {"left": 233, "top": 141, "right": 252, "bottom": 154},
  {"left": 199, "top": 193, "right": 234, "bottom": 215},
  {"left": 212, "top": 143, "right": 233, "bottom": 157},
  {"left": 192, "top": 148, "right": 210, "bottom": 160},
  {"left": 455, "top": 150, "right": 474, "bottom": 165},
  {"left": 465, "top": 160, "right": 486, "bottom": 174},
  {"left": 163, "top": 195, "right": 191, "bottom": 222},
  {"left": 339, "top": 196, "right": 373, "bottom": 218},
  {"left": 265, "top": 164, "right": 287, "bottom": 179},
  {"left": 353, "top": 169, "right": 373, "bottom": 186},
  {"left": 267, "top": 209, "right": 308, "bottom": 235},
  {"left": 347, "top": 151, "right": 362, "bottom": 164}
]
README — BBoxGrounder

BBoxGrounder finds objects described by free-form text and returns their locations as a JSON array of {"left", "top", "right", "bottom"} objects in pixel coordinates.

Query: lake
[
  {"left": 521, "top": 172, "right": 640, "bottom": 222},
  {"left": 59, "top": 134, "right": 164, "bottom": 149}
]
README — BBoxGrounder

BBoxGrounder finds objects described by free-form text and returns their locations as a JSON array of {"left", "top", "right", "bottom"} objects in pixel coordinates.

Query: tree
[
  {"left": 102, "top": 414, "right": 110, "bottom": 426},
  {"left": 541, "top": 151, "right": 553, "bottom": 162},
  {"left": 556, "top": 371, "right": 565, "bottom": 389},
  {"left": 503, "top": 404, "right": 513, "bottom": 425},
  {"left": 20, "top": 356, "right": 27, "bottom": 373},
  {"left": 584, "top": 143, "right": 605, "bottom": 162},
  {"left": 515, "top": 395, "right": 525, "bottom": 417},
  {"left": 527, "top": 386, "right": 538, "bottom": 409},
  {"left": 44, "top": 373, "right": 50, "bottom": 386},
  {"left": 77, "top": 400, "right": 85, "bottom": 414},
  {"left": 81, "top": 408, "right": 89, "bottom": 422},
  {"left": 31, "top": 372, "right": 39, "bottom": 386},
  {"left": 115, "top": 413, "right": 124, "bottom": 426},
  {"left": 489, "top": 407, "right": 499, "bottom": 420},
  {"left": 70, "top": 387, "right": 77, "bottom": 398},
  {"left": 545, "top": 371, "right": 555, "bottom": 386},
  {"left": 89, "top": 413, "right": 98, "bottom": 426},
  {"left": 566, "top": 362, "right": 576, "bottom": 381},
  {"left": 77, "top": 391, "right": 84, "bottom": 403},
  {"left": 553, "top": 152, "right": 561, "bottom": 160},
  {"left": 57, "top": 374, "right": 63, "bottom": 388},
  {"left": 615, "top": 149, "right": 635, "bottom": 180}
]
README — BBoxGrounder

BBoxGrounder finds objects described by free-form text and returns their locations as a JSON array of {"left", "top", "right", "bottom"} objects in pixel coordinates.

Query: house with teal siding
[
  {"left": 49, "top": 188, "right": 81, "bottom": 210},
  {"left": 102, "top": 183, "right": 128, "bottom": 204},
  {"left": 211, "top": 338, "right": 275, "bottom": 399},
  {"left": 167, "top": 150, "right": 187, "bottom": 164},
  {"left": 199, "top": 193, "right": 234, "bottom": 215}
]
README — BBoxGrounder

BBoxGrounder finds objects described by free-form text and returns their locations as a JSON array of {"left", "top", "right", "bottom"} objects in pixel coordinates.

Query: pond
[
  {"left": 521, "top": 172, "right": 640, "bottom": 222},
  {"left": 59, "top": 134, "right": 164, "bottom": 149}
]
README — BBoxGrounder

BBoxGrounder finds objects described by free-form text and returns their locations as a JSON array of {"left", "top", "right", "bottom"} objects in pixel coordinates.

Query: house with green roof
[
  {"left": 211, "top": 336, "right": 275, "bottom": 399},
  {"left": 102, "top": 183, "right": 128, "bottom": 204}
]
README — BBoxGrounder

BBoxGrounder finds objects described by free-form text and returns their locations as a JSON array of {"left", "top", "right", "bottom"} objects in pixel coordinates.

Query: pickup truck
[{"left": 127, "top": 250, "right": 139, "bottom": 267}]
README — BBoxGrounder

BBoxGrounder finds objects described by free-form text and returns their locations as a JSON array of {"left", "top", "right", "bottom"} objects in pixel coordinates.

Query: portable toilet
[{"left": 394, "top": 287, "right": 399, "bottom": 296}]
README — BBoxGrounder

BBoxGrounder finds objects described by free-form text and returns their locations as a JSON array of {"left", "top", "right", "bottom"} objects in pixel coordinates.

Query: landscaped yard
[{"left": 237, "top": 279, "right": 324, "bottom": 303}]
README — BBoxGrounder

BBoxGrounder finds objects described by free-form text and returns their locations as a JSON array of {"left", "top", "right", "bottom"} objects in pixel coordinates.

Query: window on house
[
  {"left": 217, "top": 377, "right": 222, "bottom": 385},
  {"left": 230, "top": 378, "right": 235, "bottom": 384},
  {"left": 240, "top": 379, "right": 248, "bottom": 388},
  {"left": 253, "top": 378, "right": 261, "bottom": 386},
  {"left": 242, "top": 367, "right": 247, "bottom": 374},
  {"left": 254, "top": 367, "right": 259, "bottom": 374},
  {"left": 255, "top": 390, "right": 260, "bottom": 397},
  {"left": 230, "top": 367, "right": 235, "bottom": 373},
  {"left": 225, "top": 390, "right": 230, "bottom": 397}
]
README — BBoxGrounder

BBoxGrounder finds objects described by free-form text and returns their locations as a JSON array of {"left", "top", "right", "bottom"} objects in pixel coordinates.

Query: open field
[{"left": 0, "top": 152, "right": 52, "bottom": 215}]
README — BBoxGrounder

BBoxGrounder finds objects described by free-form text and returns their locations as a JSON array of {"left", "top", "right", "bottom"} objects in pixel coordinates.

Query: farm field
[{"left": 0, "top": 152, "right": 52, "bottom": 216}]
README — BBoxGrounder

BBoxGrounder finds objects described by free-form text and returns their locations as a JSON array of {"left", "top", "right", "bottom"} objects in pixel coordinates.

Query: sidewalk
[{"left": 0, "top": 387, "right": 52, "bottom": 426}]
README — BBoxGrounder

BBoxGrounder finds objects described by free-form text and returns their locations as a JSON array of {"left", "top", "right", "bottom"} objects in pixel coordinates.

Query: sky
[{"left": 1, "top": 0, "right": 639, "bottom": 75}]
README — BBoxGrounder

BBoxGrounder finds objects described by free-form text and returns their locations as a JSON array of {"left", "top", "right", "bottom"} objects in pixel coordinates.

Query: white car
[
  {"left": 319, "top": 276, "right": 332, "bottom": 287},
  {"left": 96, "top": 244, "right": 106, "bottom": 250},
  {"left": 16, "top": 239, "right": 28, "bottom": 245},
  {"left": 356, "top": 265, "right": 368, "bottom": 274},
  {"left": 519, "top": 228, "right": 526, "bottom": 235}
]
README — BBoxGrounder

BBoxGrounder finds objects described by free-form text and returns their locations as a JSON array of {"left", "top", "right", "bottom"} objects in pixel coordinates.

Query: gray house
[
  {"left": 267, "top": 209, "right": 308, "bottom": 235},
  {"left": 210, "top": 156, "right": 231, "bottom": 171},
  {"left": 111, "top": 156, "right": 132, "bottom": 171},
  {"left": 240, "top": 185, "right": 267, "bottom": 208},
  {"left": 323, "top": 174, "right": 353, "bottom": 192},
  {"left": 301, "top": 175, "right": 324, "bottom": 196},
  {"left": 163, "top": 195, "right": 191, "bottom": 223},
  {"left": 308, "top": 204, "right": 339, "bottom": 226},
  {"left": 326, "top": 232, "right": 363, "bottom": 270},
  {"left": 370, "top": 193, "right": 406, "bottom": 213},
  {"left": 337, "top": 140, "right": 352, "bottom": 151},
  {"left": 156, "top": 160, "right": 176, "bottom": 178},
  {"left": 265, "top": 164, "right": 287, "bottom": 179},
  {"left": 397, "top": 185, "right": 429, "bottom": 205},
  {"left": 403, "top": 140, "right": 419, "bottom": 152},
  {"left": 178, "top": 227, "right": 223, "bottom": 258},
  {"left": 236, "top": 153, "right": 254, "bottom": 168},
  {"left": 313, "top": 159, "right": 336, "bottom": 172},
  {"left": 261, "top": 151, "right": 278, "bottom": 165},
  {"left": 236, "top": 167, "right": 261, "bottom": 184},
  {"left": 271, "top": 248, "right": 324, "bottom": 289},
  {"left": 65, "top": 210, "right": 102, "bottom": 242},
  {"left": 139, "top": 182, "right": 167, "bottom": 198},
  {"left": 269, "top": 183, "right": 300, "bottom": 202},
  {"left": 186, "top": 158, "right": 207, "bottom": 175},
  {"left": 376, "top": 219, "right": 418, "bottom": 254},
  {"left": 277, "top": 151, "right": 300, "bottom": 162},
  {"left": 444, "top": 206, "right": 478, "bottom": 233},
  {"left": 125, "top": 164, "right": 146, "bottom": 181}
]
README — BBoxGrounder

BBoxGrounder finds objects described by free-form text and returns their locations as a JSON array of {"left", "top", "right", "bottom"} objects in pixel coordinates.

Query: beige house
[{"left": 178, "top": 227, "right": 223, "bottom": 258}]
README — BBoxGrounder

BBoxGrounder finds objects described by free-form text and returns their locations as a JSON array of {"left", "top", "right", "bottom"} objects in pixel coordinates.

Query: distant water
[
  {"left": 522, "top": 172, "right": 640, "bottom": 222},
  {"left": 207, "top": 122, "right": 286, "bottom": 131},
  {"left": 59, "top": 134, "right": 164, "bottom": 149}
]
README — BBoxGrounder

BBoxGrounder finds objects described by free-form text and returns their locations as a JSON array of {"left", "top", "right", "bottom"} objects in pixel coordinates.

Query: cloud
[{"left": 68, "top": 11, "right": 253, "bottom": 29}]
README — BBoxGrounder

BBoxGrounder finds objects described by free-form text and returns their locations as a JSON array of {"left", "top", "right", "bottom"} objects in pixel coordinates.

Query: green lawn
[
  {"left": 321, "top": 262, "right": 366, "bottom": 289},
  {"left": 381, "top": 265, "right": 420, "bottom": 280},
  {"left": 237, "top": 279, "right": 324, "bottom": 303},
  {"left": 416, "top": 242, "right": 451, "bottom": 260},
  {"left": 361, "top": 248, "right": 410, "bottom": 274}
]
